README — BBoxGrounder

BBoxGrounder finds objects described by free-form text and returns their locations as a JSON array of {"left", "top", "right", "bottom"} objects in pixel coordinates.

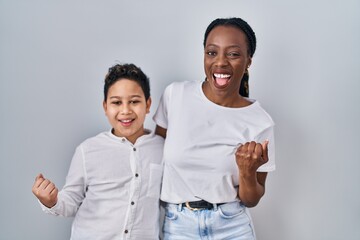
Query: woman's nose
[{"left": 215, "top": 54, "right": 228, "bottom": 67}]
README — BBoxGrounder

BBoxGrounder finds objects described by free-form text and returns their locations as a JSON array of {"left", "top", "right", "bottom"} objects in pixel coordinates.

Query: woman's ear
[{"left": 247, "top": 57, "right": 252, "bottom": 69}]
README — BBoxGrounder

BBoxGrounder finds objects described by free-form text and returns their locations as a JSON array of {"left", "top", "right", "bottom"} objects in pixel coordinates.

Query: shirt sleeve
[
  {"left": 40, "top": 146, "right": 87, "bottom": 217},
  {"left": 255, "top": 125, "right": 276, "bottom": 172},
  {"left": 153, "top": 84, "right": 173, "bottom": 129}
]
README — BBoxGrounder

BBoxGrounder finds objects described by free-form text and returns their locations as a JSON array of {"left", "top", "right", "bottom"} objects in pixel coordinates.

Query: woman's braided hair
[
  {"left": 203, "top": 17, "right": 257, "bottom": 97},
  {"left": 104, "top": 63, "right": 150, "bottom": 101}
]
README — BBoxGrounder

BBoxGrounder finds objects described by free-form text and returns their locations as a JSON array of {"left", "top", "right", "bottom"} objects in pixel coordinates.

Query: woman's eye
[
  {"left": 228, "top": 52, "right": 240, "bottom": 57},
  {"left": 206, "top": 51, "right": 216, "bottom": 56}
]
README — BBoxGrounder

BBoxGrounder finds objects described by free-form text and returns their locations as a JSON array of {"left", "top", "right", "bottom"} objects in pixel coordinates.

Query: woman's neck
[{"left": 202, "top": 81, "right": 251, "bottom": 108}]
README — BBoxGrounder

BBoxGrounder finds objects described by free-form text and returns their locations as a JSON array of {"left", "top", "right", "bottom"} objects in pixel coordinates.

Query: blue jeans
[{"left": 163, "top": 201, "right": 256, "bottom": 240}]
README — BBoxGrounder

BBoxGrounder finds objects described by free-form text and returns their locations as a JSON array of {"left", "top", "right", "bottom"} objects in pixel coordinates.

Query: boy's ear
[
  {"left": 103, "top": 100, "right": 107, "bottom": 113},
  {"left": 146, "top": 97, "right": 152, "bottom": 114}
]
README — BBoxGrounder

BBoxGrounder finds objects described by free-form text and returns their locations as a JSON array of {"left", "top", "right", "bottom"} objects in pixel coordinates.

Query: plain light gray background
[{"left": 1, "top": 0, "right": 359, "bottom": 239}]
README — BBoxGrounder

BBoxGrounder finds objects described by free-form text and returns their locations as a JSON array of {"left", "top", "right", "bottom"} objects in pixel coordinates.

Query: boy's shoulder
[
  {"left": 140, "top": 131, "right": 164, "bottom": 146},
  {"left": 77, "top": 131, "right": 164, "bottom": 151},
  {"left": 78, "top": 131, "right": 111, "bottom": 148}
]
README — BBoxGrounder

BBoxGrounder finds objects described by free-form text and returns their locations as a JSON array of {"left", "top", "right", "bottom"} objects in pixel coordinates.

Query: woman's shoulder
[
  {"left": 163, "top": 81, "right": 201, "bottom": 98},
  {"left": 165, "top": 80, "right": 200, "bottom": 90},
  {"left": 247, "top": 100, "right": 275, "bottom": 126}
]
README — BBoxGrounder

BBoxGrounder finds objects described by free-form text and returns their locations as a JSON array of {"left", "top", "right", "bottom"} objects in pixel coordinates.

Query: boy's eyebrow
[{"left": 109, "top": 95, "right": 142, "bottom": 99}]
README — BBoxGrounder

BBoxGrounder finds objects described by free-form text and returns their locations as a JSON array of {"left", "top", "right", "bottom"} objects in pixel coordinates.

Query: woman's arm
[
  {"left": 155, "top": 125, "right": 167, "bottom": 138},
  {"left": 236, "top": 141, "right": 269, "bottom": 207}
]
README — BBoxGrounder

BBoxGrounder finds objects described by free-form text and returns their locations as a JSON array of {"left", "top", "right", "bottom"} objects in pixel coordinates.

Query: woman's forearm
[{"left": 238, "top": 172, "right": 267, "bottom": 207}]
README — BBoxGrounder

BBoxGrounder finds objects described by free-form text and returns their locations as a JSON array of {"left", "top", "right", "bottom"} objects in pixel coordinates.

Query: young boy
[{"left": 32, "top": 63, "right": 164, "bottom": 240}]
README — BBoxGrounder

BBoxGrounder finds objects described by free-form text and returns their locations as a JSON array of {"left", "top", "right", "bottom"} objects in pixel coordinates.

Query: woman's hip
[{"left": 163, "top": 201, "right": 255, "bottom": 240}]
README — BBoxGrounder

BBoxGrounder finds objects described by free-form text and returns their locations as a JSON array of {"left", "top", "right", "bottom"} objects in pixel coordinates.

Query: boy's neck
[{"left": 111, "top": 128, "right": 150, "bottom": 144}]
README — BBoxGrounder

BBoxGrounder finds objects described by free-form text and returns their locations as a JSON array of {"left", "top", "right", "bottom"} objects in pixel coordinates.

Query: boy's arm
[
  {"left": 32, "top": 146, "right": 86, "bottom": 217},
  {"left": 32, "top": 173, "right": 58, "bottom": 208}
]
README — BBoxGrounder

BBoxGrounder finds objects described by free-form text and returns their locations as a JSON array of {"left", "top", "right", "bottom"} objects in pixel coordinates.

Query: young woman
[{"left": 154, "top": 17, "right": 275, "bottom": 239}]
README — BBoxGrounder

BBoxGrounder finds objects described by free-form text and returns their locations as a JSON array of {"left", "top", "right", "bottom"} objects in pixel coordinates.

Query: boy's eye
[
  {"left": 111, "top": 101, "right": 121, "bottom": 105},
  {"left": 130, "top": 100, "right": 140, "bottom": 104}
]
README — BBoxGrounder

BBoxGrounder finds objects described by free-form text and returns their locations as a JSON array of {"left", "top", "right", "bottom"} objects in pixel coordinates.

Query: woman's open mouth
[{"left": 213, "top": 73, "right": 231, "bottom": 88}]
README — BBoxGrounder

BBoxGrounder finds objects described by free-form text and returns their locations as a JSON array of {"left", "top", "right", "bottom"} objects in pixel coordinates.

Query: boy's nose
[{"left": 120, "top": 105, "right": 132, "bottom": 114}]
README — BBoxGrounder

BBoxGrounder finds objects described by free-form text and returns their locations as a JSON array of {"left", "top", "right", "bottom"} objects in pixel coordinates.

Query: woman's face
[{"left": 204, "top": 25, "right": 252, "bottom": 98}]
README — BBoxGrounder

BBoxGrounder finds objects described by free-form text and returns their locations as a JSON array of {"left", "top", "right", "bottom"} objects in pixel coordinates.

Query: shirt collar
[{"left": 106, "top": 128, "right": 153, "bottom": 145}]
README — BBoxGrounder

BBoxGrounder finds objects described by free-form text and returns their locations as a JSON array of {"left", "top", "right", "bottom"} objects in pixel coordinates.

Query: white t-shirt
[
  {"left": 40, "top": 130, "right": 164, "bottom": 240},
  {"left": 153, "top": 81, "right": 275, "bottom": 204}
]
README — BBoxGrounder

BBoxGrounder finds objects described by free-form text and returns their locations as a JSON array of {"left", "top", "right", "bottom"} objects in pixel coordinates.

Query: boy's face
[{"left": 103, "top": 79, "right": 151, "bottom": 144}]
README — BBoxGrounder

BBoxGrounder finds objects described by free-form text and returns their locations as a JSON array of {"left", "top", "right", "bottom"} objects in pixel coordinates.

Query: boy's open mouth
[{"left": 119, "top": 119, "right": 134, "bottom": 126}]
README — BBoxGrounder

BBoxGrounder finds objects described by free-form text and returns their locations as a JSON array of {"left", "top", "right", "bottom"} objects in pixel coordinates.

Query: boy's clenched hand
[{"left": 32, "top": 173, "right": 58, "bottom": 208}]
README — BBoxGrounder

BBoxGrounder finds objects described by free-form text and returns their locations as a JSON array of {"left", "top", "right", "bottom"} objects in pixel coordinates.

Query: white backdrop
[{"left": 1, "top": 0, "right": 359, "bottom": 239}]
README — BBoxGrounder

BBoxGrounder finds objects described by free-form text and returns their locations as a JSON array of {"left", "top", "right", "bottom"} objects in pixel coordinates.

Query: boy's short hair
[{"left": 104, "top": 63, "right": 150, "bottom": 101}]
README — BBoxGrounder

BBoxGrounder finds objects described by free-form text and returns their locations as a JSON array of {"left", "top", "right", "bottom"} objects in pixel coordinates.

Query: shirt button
[
  {"left": 135, "top": 173, "right": 139, "bottom": 177},
  {"left": 133, "top": 147, "right": 136, "bottom": 151},
  {"left": 124, "top": 230, "right": 128, "bottom": 234},
  {"left": 131, "top": 201, "right": 135, "bottom": 205},
  {"left": 121, "top": 138, "right": 125, "bottom": 142}
]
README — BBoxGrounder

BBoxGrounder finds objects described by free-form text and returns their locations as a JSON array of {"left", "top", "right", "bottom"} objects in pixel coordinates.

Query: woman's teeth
[
  {"left": 214, "top": 73, "right": 231, "bottom": 78},
  {"left": 214, "top": 73, "right": 231, "bottom": 86}
]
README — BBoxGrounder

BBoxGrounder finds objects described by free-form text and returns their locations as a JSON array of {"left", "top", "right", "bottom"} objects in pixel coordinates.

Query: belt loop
[
  {"left": 177, "top": 203, "right": 183, "bottom": 212},
  {"left": 213, "top": 203, "right": 218, "bottom": 211}
]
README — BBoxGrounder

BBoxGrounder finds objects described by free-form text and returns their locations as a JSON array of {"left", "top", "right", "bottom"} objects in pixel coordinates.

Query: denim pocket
[
  {"left": 164, "top": 206, "right": 178, "bottom": 220},
  {"left": 218, "top": 202, "right": 245, "bottom": 219}
]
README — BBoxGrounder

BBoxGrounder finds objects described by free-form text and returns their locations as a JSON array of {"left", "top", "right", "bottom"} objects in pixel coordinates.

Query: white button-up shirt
[{"left": 40, "top": 130, "right": 164, "bottom": 240}]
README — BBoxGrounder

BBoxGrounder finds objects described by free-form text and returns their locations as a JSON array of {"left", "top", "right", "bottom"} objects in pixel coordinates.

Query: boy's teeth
[
  {"left": 120, "top": 119, "right": 132, "bottom": 123},
  {"left": 214, "top": 73, "right": 231, "bottom": 78}
]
